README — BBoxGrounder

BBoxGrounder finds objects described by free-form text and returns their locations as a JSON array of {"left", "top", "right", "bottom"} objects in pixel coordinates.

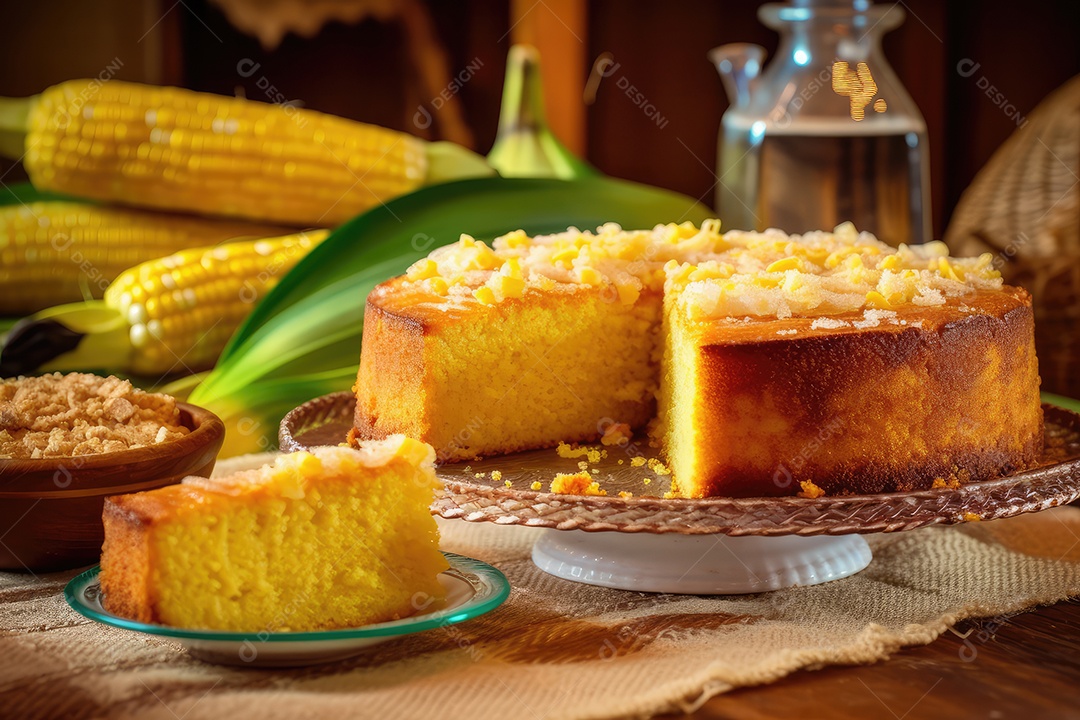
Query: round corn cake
[{"left": 352, "top": 223, "right": 1043, "bottom": 498}]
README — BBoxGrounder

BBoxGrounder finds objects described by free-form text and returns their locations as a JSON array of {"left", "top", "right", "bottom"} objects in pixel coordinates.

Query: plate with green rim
[{"left": 65, "top": 552, "right": 510, "bottom": 667}]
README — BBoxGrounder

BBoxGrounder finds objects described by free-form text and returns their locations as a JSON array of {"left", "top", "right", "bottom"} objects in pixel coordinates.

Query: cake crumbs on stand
[
  {"left": 556, "top": 442, "right": 604, "bottom": 463},
  {"left": 550, "top": 472, "right": 607, "bottom": 496},
  {"left": 600, "top": 423, "right": 633, "bottom": 446},
  {"left": 646, "top": 458, "right": 671, "bottom": 475}
]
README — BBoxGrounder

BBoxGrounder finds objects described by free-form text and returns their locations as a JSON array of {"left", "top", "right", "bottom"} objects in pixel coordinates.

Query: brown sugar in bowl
[{"left": 0, "top": 402, "right": 224, "bottom": 572}]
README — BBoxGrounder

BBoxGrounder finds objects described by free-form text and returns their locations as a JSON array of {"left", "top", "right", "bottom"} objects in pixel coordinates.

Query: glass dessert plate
[
  {"left": 65, "top": 552, "right": 510, "bottom": 667},
  {"left": 282, "top": 393, "right": 1080, "bottom": 595}
]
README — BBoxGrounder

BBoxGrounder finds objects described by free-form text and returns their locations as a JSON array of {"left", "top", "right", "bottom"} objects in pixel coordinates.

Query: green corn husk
[
  {"left": 189, "top": 175, "right": 713, "bottom": 455},
  {"left": 487, "top": 44, "right": 597, "bottom": 180},
  {"left": 167, "top": 368, "right": 355, "bottom": 456},
  {"left": 1044, "top": 392, "right": 1080, "bottom": 414}
]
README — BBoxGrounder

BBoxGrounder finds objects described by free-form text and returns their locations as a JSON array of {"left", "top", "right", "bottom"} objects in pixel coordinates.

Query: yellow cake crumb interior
[{"left": 418, "top": 289, "right": 661, "bottom": 460}]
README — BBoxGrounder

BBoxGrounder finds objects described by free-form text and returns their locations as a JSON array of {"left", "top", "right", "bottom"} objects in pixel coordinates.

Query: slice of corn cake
[{"left": 100, "top": 437, "right": 448, "bottom": 631}]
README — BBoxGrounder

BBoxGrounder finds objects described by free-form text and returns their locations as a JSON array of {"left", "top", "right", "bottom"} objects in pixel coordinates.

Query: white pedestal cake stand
[
  {"left": 281, "top": 393, "right": 1080, "bottom": 595},
  {"left": 528, "top": 531, "right": 872, "bottom": 594}
]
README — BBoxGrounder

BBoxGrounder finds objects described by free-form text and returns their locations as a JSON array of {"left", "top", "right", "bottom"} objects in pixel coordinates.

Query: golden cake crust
[
  {"left": 352, "top": 282, "right": 430, "bottom": 447},
  {"left": 676, "top": 287, "right": 1042, "bottom": 497},
  {"left": 100, "top": 496, "right": 159, "bottom": 623}
]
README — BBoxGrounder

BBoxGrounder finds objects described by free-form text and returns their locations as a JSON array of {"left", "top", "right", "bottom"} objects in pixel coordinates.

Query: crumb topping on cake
[{"left": 401, "top": 221, "right": 1001, "bottom": 319}]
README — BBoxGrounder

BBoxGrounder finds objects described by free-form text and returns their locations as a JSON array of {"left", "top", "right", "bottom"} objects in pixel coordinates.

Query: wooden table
[{"left": 680, "top": 599, "right": 1080, "bottom": 719}]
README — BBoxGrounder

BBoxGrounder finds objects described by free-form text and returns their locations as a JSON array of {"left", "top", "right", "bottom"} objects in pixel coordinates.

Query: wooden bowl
[{"left": 0, "top": 402, "right": 225, "bottom": 572}]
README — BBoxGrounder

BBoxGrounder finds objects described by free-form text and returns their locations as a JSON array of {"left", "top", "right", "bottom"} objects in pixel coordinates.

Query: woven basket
[{"left": 945, "top": 74, "right": 1080, "bottom": 398}]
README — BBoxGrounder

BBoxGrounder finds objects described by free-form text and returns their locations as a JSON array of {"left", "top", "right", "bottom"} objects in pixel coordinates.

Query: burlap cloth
[{"left": 4, "top": 453, "right": 1080, "bottom": 720}]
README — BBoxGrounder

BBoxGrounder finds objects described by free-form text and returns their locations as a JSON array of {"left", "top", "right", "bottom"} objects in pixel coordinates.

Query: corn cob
[
  {"left": 0, "top": 200, "right": 291, "bottom": 314},
  {"left": 107, "top": 229, "right": 330, "bottom": 374},
  {"left": 0, "top": 80, "right": 492, "bottom": 226},
  {"left": 0, "top": 230, "right": 329, "bottom": 378}
]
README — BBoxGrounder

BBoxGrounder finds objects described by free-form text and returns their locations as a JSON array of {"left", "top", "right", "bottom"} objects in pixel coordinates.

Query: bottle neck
[
  {"left": 760, "top": 0, "right": 902, "bottom": 65},
  {"left": 772, "top": 16, "right": 888, "bottom": 71},
  {"left": 725, "top": 6, "right": 925, "bottom": 132}
]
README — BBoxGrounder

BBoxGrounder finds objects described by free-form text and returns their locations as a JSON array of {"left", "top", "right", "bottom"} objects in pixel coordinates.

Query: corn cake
[
  {"left": 100, "top": 437, "right": 448, "bottom": 631},
  {"left": 351, "top": 222, "right": 1042, "bottom": 498}
]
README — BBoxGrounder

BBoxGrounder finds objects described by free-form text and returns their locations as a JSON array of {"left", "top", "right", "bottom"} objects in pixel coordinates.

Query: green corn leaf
[
  {"left": 1043, "top": 392, "right": 1080, "bottom": 414},
  {"left": 0, "top": 317, "right": 20, "bottom": 338},
  {"left": 0, "top": 181, "right": 84, "bottom": 206},
  {"left": 199, "top": 367, "right": 357, "bottom": 457}
]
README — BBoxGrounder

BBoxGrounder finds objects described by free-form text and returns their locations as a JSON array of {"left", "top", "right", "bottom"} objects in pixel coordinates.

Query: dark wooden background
[{"left": 2, "top": 0, "right": 1079, "bottom": 238}]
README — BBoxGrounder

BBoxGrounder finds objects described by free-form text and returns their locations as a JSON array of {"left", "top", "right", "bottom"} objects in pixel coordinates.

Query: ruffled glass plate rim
[
  {"left": 280, "top": 392, "right": 1080, "bottom": 536},
  {"left": 65, "top": 552, "right": 510, "bottom": 642}
]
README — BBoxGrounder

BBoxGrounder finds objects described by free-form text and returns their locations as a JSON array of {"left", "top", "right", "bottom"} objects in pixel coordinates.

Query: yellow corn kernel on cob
[
  {"left": 12, "top": 80, "right": 490, "bottom": 226},
  {"left": 103, "top": 229, "right": 329, "bottom": 375},
  {"left": 0, "top": 201, "right": 290, "bottom": 314}
]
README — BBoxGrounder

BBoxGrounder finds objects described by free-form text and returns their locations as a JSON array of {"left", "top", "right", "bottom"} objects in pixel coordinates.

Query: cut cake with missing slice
[{"left": 351, "top": 222, "right": 1044, "bottom": 498}]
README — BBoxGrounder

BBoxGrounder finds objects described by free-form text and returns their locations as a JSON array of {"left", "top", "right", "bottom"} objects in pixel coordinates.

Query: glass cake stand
[{"left": 280, "top": 393, "right": 1080, "bottom": 595}]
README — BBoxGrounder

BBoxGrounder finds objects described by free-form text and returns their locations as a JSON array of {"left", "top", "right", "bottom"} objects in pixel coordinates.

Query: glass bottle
[{"left": 711, "top": 0, "right": 931, "bottom": 245}]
